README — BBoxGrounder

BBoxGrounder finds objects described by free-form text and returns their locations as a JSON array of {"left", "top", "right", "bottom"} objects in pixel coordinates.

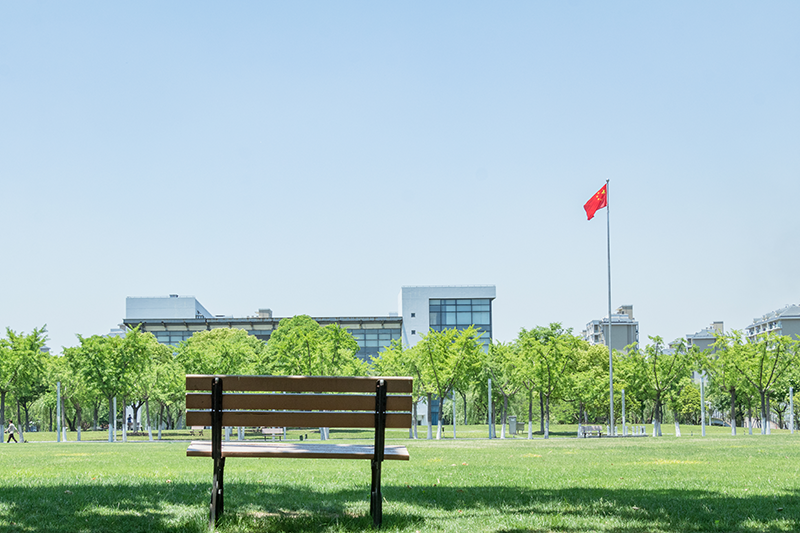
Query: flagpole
[{"left": 606, "top": 179, "right": 614, "bottom": 436}]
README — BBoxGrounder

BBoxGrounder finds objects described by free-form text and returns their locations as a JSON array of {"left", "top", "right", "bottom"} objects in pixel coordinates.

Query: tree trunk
[
  {"left": 436, "top": 395, "right": 444, "bottom": 440},
  {"left": 539, "top": 392, "right": 545, "bottom": 433},
  {"left": 544, "top": 394, "right": 550, "bottom": 439},
  {"left": 0, "top": 390, "right": 5, "bottom": 437},
  {"left": 76, "top": 405, "right": 82, "bottom": 441},
  {"left": 411, "top": 401, "right": 418, "bottom": 439},
  {"left": 653, "top": 394, "right": 663, "bottom": 437},
  {"left": 460, "top": 390, "right": 468, "bottom": 425},
  {"left": 528, "top": 390, "right": 533, "bottom": 439},
  {"left": 426, "top": 393, "right": 433, "bottom": 440},
  {"left": 146, "top": 398, "right": 153, "bottom": 442},
  {"left": 16, "top": 401, "right": 25, "bottom": 443},
  {"left": 500, "top": 396, "right": 508, "bottom": 439},
  {"left": 158, "top": 403, "right": 163, "bottom": 440},
  {"left": 22, "top": 402, "right": 31, "bottom": 430},
  {"left": 729, "top": 388, "right": 736, "bottom": 436},
  {"left": 760, "top": 391, "right": 767, "bottom": 435},
  {"left": 108, "top": 397, "right": 114, "bottom": 442},
  {"left": 122, "top": 396, "right": 127, "bottom": 443},
  {"left": 766, "top": 395, "right": 771, "bottom": 434}
]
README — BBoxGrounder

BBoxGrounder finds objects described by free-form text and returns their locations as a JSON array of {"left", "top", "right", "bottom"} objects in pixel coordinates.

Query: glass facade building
[
  {"left": 428, "top": 298, "right": 492, "bottom": 349},
  {"left": 348, "top": 328, "right": 403, "bottom": 360}
]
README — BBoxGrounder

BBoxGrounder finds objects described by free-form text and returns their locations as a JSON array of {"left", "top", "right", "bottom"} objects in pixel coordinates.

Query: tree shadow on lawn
[{"left": 0, "top": 481, "right": 798, "bottom": 533}]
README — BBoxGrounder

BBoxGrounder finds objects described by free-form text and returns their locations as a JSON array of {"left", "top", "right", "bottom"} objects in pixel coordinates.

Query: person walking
[{"left": 5, "top": 420, "right": 17, "bottom": 443}]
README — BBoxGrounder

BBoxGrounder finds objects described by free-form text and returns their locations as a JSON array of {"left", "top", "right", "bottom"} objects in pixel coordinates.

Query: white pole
[
  {"left": 61, "top": 390, "right": 67, "bottom": 442},
  {"left": 701, "top": 375, "right": 706, "bottom": 437},
  {"left": 113, "top": 397, "right": 117, "bottom": 442},
  {"left": 57, "top": 382, "right": 62, "bottom": 443},
  {"left": 791, "top": 387, "right": 794, "bottom": 434},
  {"left": 606, "top": 180, "right": 614, "bottom": 436},
  {"left": 488, "top": 378, "right": 494, "bottom": 439}
]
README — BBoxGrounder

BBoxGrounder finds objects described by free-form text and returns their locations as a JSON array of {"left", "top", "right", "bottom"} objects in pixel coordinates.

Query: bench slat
[
  {"left": 186, "top": 375, "right": 413, "bottom": 394},
  {"left": 186, "top": 411, "right": 413, "bottom": 429},
  {"left": 187, "top": 441, "right": 410, "bottom": 460},
  {"left": 186, "top": 392, "right": 412, "bottom": 412}
]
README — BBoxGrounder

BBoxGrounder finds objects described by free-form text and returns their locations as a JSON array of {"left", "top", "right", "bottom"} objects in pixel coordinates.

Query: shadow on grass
[{"left": 0, "top": 480, "right": 798, "bottom": 532}]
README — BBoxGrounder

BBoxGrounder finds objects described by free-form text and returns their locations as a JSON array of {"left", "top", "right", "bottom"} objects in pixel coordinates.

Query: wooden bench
[
  {"left": 185, "top": 374, "right": 413, "bottom": 528},
  {"left": 579, "top": 425, "right": 602, "bottom": 437},
  {"left": 261, "top": 427, "right": 283, "bottom": 440}
]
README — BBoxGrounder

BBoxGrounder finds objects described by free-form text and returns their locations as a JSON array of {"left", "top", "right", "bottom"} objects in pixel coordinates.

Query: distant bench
[
  {"left": 579, "top": 425, "right": 603, "bottom": 438},
  {"left": 185, "top": 374, "right": 413, "bottom": 528},
  {"left": 261, "top": 427, "right": 283, "bottom": 440}
]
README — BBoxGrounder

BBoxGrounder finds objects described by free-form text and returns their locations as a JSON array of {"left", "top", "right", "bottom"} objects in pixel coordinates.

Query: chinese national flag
[{"left": 584, "top": 184, "right": 608, "bottom": 220}]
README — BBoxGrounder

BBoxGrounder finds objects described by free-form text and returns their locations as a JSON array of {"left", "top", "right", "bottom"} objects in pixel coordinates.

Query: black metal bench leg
[
  {"left": 210, "top": 457, "right": 225, "bottom": 527},
  {"left": 370, "top": 457, "right": 382, "bottom": 527}
]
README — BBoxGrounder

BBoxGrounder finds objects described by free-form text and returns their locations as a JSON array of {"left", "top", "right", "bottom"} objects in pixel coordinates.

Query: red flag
[{"left": 584, "top": 184, "right": 608, "bottom": 220}]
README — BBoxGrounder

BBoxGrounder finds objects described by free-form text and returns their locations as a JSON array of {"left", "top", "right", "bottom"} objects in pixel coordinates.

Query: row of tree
[
  {"left": 374, "top": 325, "right": 800, "bottom": 439},
  {"left": 2, "top": 317, "right": 799, "bottom": 441}
]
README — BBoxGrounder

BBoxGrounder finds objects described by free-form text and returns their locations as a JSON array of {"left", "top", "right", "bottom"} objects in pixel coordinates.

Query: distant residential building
[
  {"left": 745, "top": 305, "right": 800, "bottom": 341},
  {"left": 581, "top": 305, "right": 639, "bottom": 352},
  {"left": 108, "top": 324, "right": 127, "bottom": 338},
  {"left": 686, "top": 321, "right": 724, "bottom": 352}
]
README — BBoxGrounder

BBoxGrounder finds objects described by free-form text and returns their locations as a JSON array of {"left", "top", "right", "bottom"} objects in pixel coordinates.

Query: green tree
[
  {"left": 371, "top": 339, "right": 422, "bottom": 438},
  {"left": 616, "top": 348, "right": 651, "bottom": 425},
  {"left": 669, "top": 377, "right": 701, "bottom": 425},
  {"left": 177, "top": 327, "right": 267, "bottom": 375},
  {"left": 414, "top": 327, "right": 484, "bottom": 440},
  {"left": 707, "top": 332, "right": 749, "bottom": 434},
  {"left": 67, "top": 330, "right": 148, "bottom": 442},
  {"left": 567, "top": 342, "right": 612, "bottom": 426},
  {"left": 264, "top": 316, "right": 368, "bottom": 376},
  {"left": 634, "top": 336, "right": 692, "bottom": 436},
  {"left": 126, "top": 331, "right": 176, "bottom": 440},
  {"left": 4, "top": 326, "right": 49, "bottom": 440},
  {"left": 726, "top": 332, "right": 797, "bottom": 434},
  {"left": 50, "top": 351, "right": 99, "bottom": 438},
  {"left": 517, "top": 324, "right": 578, "bottom": 439},
  {"left": 484, "top": 341, "right": 522, "bottom": 438},
  {"left": 150, "top": 344, "right": 185, "bottom": 438}
]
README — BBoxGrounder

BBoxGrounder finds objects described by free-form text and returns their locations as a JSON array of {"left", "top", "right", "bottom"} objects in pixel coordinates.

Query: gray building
[
  {"left": 124, "top": 285, "right": 496, "bottom": 362},
  {"left": 398, "top": 285, "right": 496, "bottom": 351},
  {"left": 124, "top": 295, "right": 402, "bottom": 361},
  {"left": 686, "top": 321, "right": 724, "bottom": 351},
  {"left": 745, "top": 305, "right": 800, "bottom": 341},
  {"left": 582, "top": 305, "right": 639, "bottom": 352}
]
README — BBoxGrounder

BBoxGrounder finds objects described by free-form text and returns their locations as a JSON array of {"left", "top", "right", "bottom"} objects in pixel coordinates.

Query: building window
[
  {"left": 411, "top": 330, "right": 416, "bottom": 335},
  {"left": 348, "top": 328, "right": 402, "bottom": 361},
  {"left": 411, "top": 313, "right": 415, "bottom": 318},
  {"left": 428, "top": 298, "right": 492, "bottom": 349}
]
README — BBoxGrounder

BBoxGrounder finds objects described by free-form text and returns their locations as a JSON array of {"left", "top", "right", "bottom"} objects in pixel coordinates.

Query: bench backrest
[{"left": 185, "top": 375, "right": 413, "bottom": 429}]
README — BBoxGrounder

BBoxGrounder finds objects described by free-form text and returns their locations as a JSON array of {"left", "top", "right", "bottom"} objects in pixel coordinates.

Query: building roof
[{"left": 750, "top": 304, "right": 800, "bottom": 325}]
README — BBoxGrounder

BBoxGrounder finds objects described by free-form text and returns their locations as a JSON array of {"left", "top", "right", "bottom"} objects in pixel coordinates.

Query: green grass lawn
[{"left": 1, "top": 428, "right": 799, "bottom": 532}]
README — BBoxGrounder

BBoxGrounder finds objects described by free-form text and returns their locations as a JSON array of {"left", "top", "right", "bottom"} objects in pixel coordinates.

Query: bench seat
[{"left": 187, "top": 441, "right": 410, "bottom": 460}]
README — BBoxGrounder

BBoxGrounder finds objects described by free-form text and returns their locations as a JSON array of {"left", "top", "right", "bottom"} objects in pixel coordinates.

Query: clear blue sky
[{"left": 2, "top": 2, "right": 798, "bottom": 353}]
